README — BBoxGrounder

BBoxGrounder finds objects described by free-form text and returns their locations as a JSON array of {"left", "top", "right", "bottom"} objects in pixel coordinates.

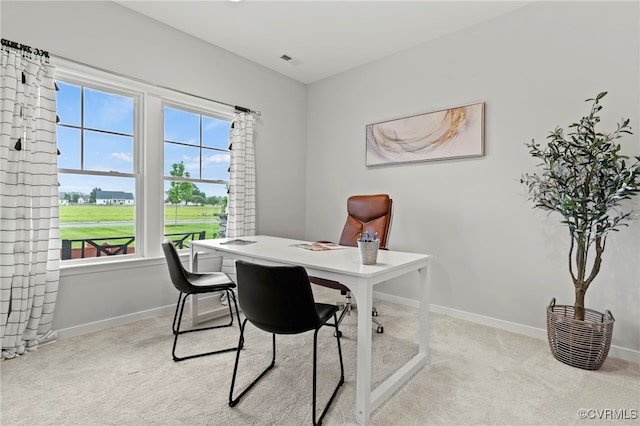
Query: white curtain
[
  {"left": 226, "top": 112, "right": 256, "bottom": 238},
  {"left": 222, "top": 112, "right": 255, "bottom": 281},
  {"left": 0, "top": 47, "right": 60, "bottom": 359}
]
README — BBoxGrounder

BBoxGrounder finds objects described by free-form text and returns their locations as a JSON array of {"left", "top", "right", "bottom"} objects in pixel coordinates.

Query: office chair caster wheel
[
  {"left": 372, "top": 310, "right": 378, "bottom": 317},
  {"left": 376, "top": 326, "right": 384, "bottom": 334},
  {"left": 334, "top": 330, "right": 342, "bottom": 338}
]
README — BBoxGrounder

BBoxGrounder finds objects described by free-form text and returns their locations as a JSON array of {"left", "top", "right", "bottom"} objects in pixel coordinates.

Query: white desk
[{"left": 190, "top": 235, "right": 432, "bottom": 425}]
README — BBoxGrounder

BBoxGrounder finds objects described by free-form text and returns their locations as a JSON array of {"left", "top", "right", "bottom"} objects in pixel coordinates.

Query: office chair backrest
[
  {"left": 161, "top": 239, "right": 194, "bottom": 293},
  {"left": 338, "top": 194, "right": 393, "bottom": 249},
  {"left": 235, "top": 260, "right": 321, "bottom": 334}
]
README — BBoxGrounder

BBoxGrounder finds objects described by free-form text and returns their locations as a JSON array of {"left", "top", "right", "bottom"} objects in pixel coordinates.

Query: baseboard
[
  {"left": 373, "top": 290, "right": 640, "bottom": 365},
  {"left": 56, "top": 290, "right": 638, "bottom": 364},
  {"left": 55, "top": 295, "right": 220, "bottom": 339}
]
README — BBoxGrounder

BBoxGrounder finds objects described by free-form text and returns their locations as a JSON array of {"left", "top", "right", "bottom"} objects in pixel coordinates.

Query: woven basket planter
[{"left": 546, "top": 298, "right": 614, "bottom": 370}]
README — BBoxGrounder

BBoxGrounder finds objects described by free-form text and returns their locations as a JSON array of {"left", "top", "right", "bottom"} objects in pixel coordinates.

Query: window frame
[
  {"left": 54, "top": 58, "right": 235, "bottom": 271},
  {"left": 162, "top": 100, "right": 233, "bottom": 242},
  {"left": 55, "top": 67, "right": 144, "bottom": 266}
]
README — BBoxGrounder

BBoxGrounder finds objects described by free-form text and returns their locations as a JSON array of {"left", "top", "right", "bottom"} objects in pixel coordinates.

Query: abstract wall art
[{"left": 366, "top": 102, "right": 485, "bottom": 166}]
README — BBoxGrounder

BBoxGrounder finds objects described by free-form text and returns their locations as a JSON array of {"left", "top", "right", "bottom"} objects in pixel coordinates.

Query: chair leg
[
  {"left": 229, "top": 320, "right": 276, "bottom": 407},
  {"left": 313, "top": 313, "right": 345, "bottom": 426},
  {"left": 336, "top": 291, "right": 384, "bottom": 334},
  {"left": 172, "top": 292, "right": 187, "bottom": 335},
  {"left": 332, "top": 292, "right": 353, "bottom": 337},
  {"left": 230, "top": 317, "right": 344, "bottom": 424},
  {"left": 372, "top": 315, "right": 384, "bottom": 334},
  {"left": 226, "top": 289, "right": 244, "bottom": 349},
  {"left": 172, "top": 290, "right": 241, "bottom": 362}
]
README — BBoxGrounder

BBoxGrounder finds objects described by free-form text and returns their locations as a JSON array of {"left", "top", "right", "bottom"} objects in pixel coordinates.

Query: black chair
[
  {"left": 161, "top": 239, "right": 242, "bottom": 362},
  {"left": 229, "top": 260, "right": 345, "bottom": 426}
]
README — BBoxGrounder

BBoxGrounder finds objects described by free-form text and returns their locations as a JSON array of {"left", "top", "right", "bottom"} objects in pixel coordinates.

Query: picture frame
[{"left": 365, "top": 102, "right": 485, "bottom": 166}]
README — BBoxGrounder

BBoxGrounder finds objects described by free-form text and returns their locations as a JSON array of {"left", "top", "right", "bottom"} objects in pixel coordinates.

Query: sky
[{"left": 56, "top": 82, "right": 231, "bottom": 200}]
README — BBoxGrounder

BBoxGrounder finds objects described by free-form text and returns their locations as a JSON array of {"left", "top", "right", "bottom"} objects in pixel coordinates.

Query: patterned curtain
[
  {"left": 0, "top": 46, "right": 60, "bottom": 359},
  {"left": 221, "top": 112, "right": 255, "bottom": 281},
  {"left": 226, "top": 112, "right": 256, "bottom": 238}
]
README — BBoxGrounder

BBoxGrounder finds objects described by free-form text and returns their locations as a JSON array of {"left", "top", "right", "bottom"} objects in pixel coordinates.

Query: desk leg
[
  {"left": 190, "top": 246, "right": 200, "bottom": 327},
  {"left": 189, "top": 249, "right": 230, "bottom": 327},
  {"left": 354, "top": 260, "right": 432, "bottom": 425},
  {"left": 418, "top": 261, "right": 431, "bottom": 359},
  {"left": 354, "top": 277, "right": 373, "bottom": 425}
]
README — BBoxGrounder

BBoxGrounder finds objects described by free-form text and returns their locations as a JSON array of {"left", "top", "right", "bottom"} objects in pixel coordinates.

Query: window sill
[{"left": 60, "top": 256, "right": 167, "bottom": 277}]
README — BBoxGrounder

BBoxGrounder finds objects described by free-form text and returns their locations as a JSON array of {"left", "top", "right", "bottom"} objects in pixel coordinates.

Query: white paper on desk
[
  {"left": 220, "top": 239, "right": 256, "bottom": 246},
  {"left": 291, "top": 242, "right": 346, "bottom": 251}
]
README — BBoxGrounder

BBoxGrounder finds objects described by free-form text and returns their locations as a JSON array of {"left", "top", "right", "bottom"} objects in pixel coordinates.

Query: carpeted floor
[{"left": 1, "top": 286, "right": 638, "bottom": 425}]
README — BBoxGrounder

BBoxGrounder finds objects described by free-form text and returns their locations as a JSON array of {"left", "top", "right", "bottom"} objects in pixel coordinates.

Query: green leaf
[{"left": 522, "top": 92, "right": 639, "bottom": 293}]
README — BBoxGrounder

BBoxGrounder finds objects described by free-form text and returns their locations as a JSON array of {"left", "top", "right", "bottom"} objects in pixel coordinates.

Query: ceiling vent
[{"left": 279, "top": 53, "right": 302, "bottom": 66}]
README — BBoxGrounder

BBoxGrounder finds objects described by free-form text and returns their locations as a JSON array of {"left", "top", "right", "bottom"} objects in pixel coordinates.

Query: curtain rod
[
  {"left": 1, "top": 38, "right": 50, "bottom": 61},
  {"left": 54, "top": 51, "right": 261, "bottom": 117},
  {"left": 2, "top": 37, "right": 261, "bottom": 115}
]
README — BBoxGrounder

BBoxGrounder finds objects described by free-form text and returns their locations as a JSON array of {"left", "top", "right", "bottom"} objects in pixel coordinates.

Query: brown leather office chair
[{"left": 310, "top": 194, "right": 393, "bottom": 335}]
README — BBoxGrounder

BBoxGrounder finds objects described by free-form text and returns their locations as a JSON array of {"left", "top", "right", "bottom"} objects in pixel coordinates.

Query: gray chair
[
  {"left": 229, "top": 260, "right": 344, "bottom": 426},
  {"left": 161, "top": 239, "right": 242, "bottom": 361}
]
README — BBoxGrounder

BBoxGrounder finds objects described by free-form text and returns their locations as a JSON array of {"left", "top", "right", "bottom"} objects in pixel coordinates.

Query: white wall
[
  {"left": 305, "top": 1, "right": 640, "bottom": 355},
  {"left": 2, "top": 1, "right": 638, "bottom": 358},
  {"left": 1, "top": 1, "right": 308, "bottom": 333}
]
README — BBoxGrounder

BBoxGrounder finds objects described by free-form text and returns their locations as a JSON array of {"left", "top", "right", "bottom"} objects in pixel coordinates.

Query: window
[
  {"left": 56, "top": 81, "right": 139, "bottom": 261},
  {"left": 163, "top": 105, "right": 232, "bottom": 246},
  {"left": 54, "top": 60, "right": 236, "bottom": 264}
]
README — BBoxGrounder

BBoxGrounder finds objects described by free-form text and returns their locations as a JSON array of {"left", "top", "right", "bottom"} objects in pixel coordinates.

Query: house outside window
[{"left": 95, "top": 190, "right": 135, "bottom": 206}]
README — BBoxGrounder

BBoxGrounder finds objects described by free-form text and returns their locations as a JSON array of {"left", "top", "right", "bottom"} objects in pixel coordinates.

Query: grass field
[
  {"left": 60, "top": 204, "right": 224, "bottom": 222},
  {"left": 60, "top": 204, "right": 223, "bottom": 244}
]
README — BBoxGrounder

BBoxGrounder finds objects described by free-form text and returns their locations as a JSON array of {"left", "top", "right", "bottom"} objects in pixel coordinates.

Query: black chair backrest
[
  {"left": 235, "top": 260, "right": 321, "bottom": 334},
  {"left": 161, "top": 239, "right": 194, "bottom": 293}
]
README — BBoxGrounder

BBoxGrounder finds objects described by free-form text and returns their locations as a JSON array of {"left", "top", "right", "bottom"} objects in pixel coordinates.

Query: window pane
[
  {"left": 56, "top": 82, "right": 81, "bottom": 126},
  {"left": 202, "top": 116, "right": 231, "bottom": 150},
  {"left": 164, "top": 144, "right": 200, "bottom": 178},
  {"left": 84, "top": 130, "right": 133, "bottom": 173},
  {"left": 84, "top": 88, "right": 133, "bottom": 134},
  {"left": 164, "top": 107, "right": 199, "bottom": 145},
  {"left": 58, "top": 173, "right": 136, "bottom": 260},
  {"left": 56, "top": 126, "right": 81, "bottom": 169},
  {"left": 164, "top": 105, "right": 231, "bottom": 246},
  {"left": 163, "top": 181, "right": 227, "bottom": 242},
  {"left": 56, "top": 78, "right": 138, "bottom": 263},
  {"left": 201, "top": 147, "right": 230, "bottom": 181}
]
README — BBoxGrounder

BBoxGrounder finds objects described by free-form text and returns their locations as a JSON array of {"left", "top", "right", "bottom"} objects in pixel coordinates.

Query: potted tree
[{"left": 522, "top": 92, "right": 640, "bottom": 370}]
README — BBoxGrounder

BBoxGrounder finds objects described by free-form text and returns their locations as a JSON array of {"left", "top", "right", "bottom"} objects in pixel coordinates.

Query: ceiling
[{"left": 116, "top": 1, "right": 532, "bottom": 84}]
